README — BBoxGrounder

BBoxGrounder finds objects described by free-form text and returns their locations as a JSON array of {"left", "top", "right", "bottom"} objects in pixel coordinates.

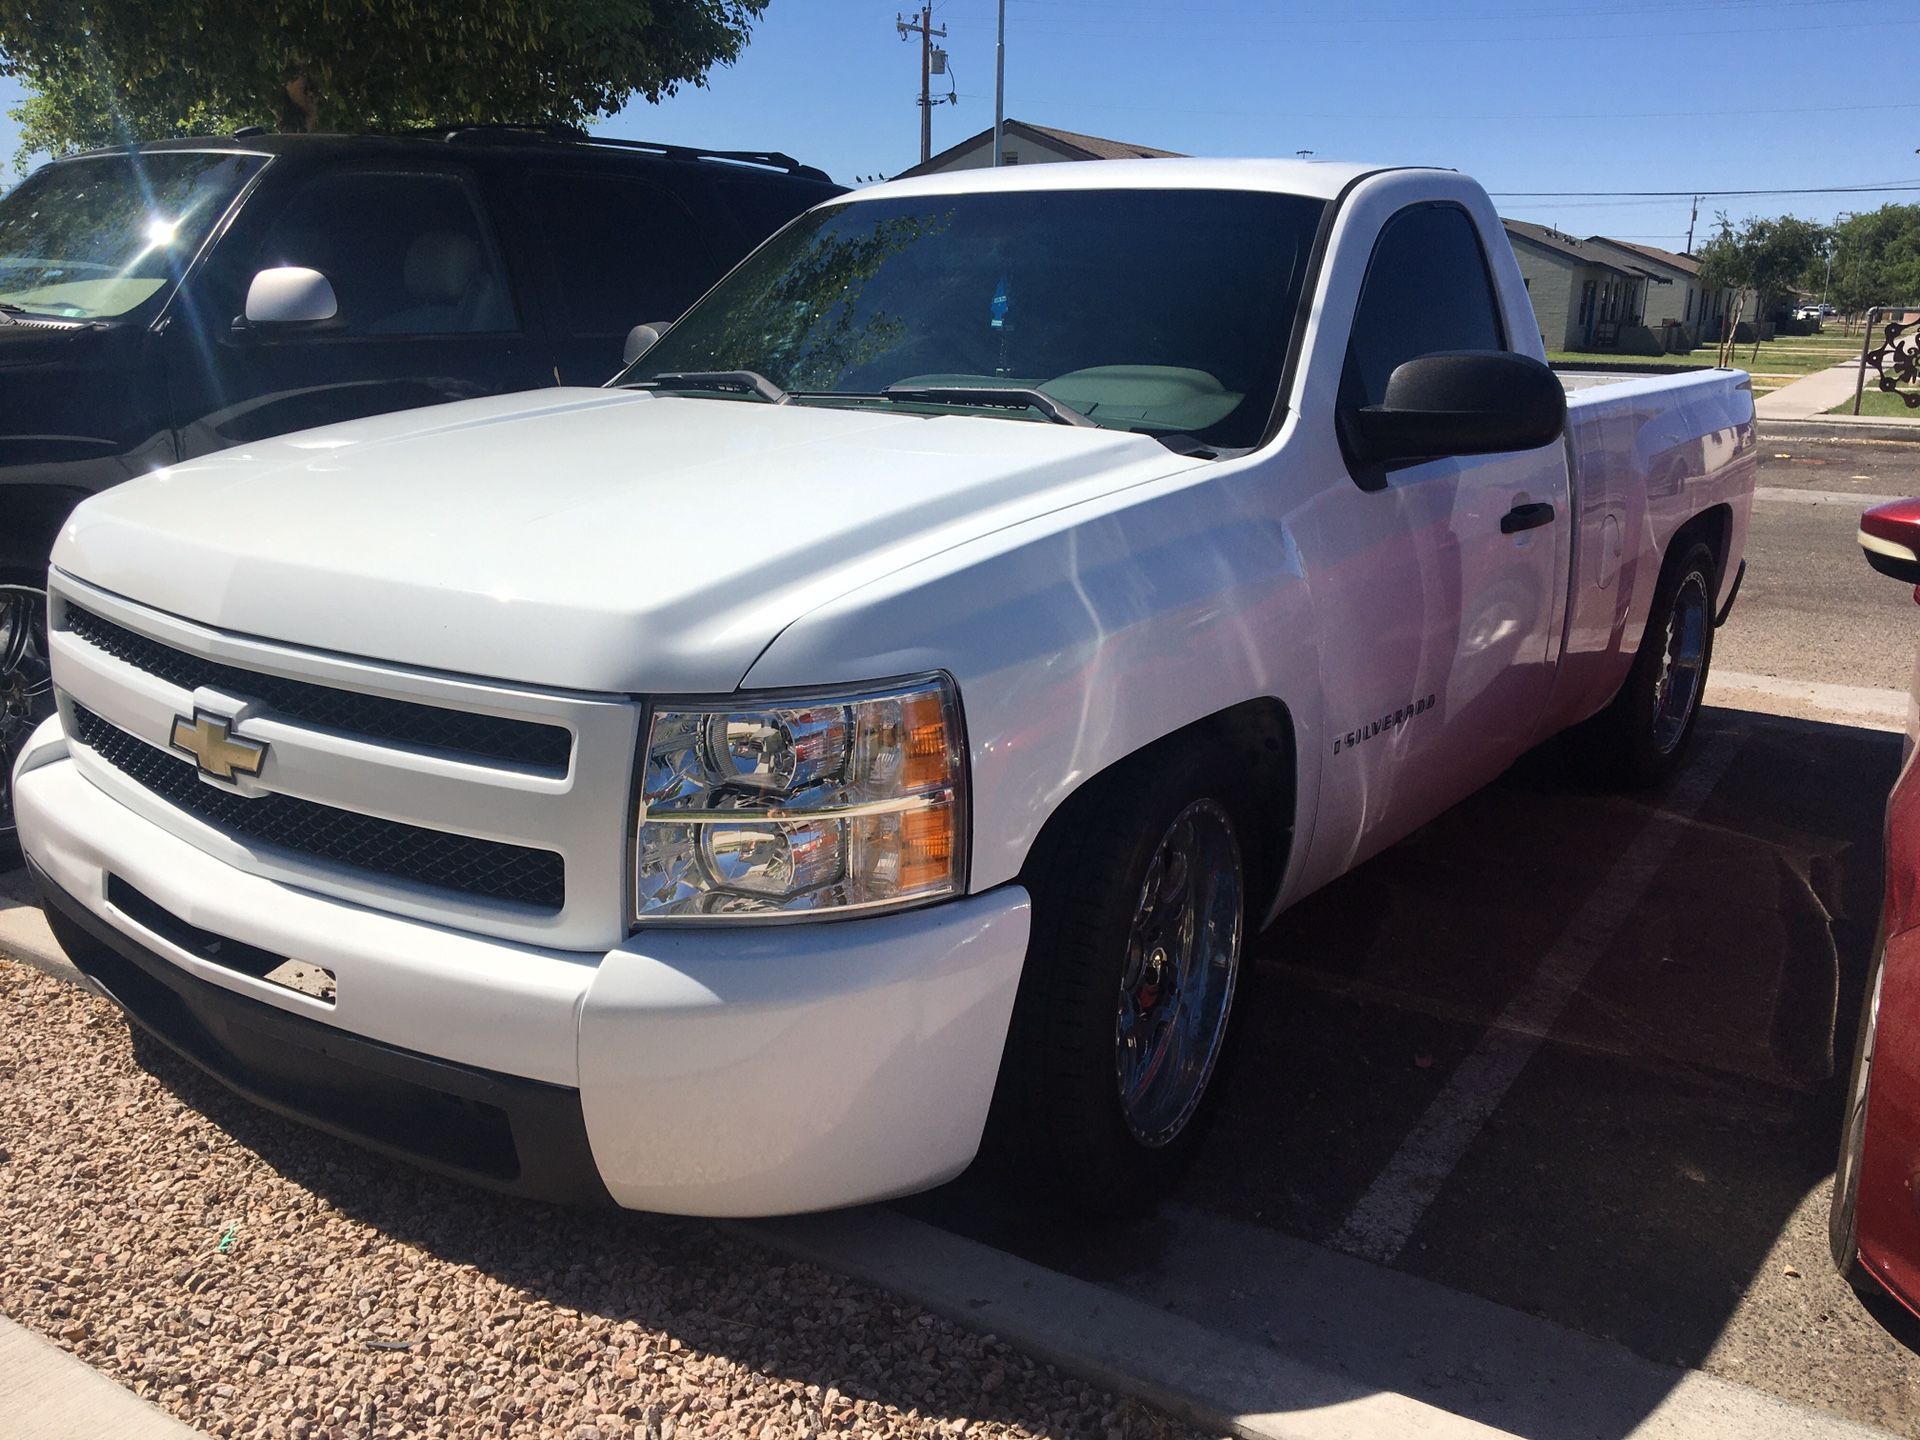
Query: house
[
  {"left": 1581, "top": 237, "right": 1733, "bottom": 344},
  {"left": 896, "top": 120, "right": 1183, "bottom": 177},
  {"left": 1503, "top": 220, "right": 1647, "bottom": 352}
]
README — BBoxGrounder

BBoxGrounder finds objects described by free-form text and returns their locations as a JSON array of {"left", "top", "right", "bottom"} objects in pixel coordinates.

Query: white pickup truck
[{"left": 12, "top": 159, "right": 1755, "bottom": 1217}]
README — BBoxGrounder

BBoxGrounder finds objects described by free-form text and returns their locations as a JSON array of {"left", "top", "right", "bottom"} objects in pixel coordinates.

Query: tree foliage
[
  {"left": 0, "top": 0, "right": 769, "bottom": 172},
  {"left": 1694, "top": 211, "right": 1827, "bottom": 324},
  {"left": 1825, "top": 205, "right": 1920, "bottom": 317}
]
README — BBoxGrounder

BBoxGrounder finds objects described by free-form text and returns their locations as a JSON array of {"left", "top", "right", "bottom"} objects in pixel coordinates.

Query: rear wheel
[
  {"left": 0, "top": 572, "right": 54, "bottom": 863},
  {"left": 990, "top": 748, "right": 1249, "bottom": 1216},
  {"left": 1569, "top": 538, "right": 1717, "bottom": 788}
]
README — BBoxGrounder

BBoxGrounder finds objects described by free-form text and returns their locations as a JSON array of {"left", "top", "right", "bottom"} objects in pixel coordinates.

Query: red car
[{"left": 1833, "top": 497, "right": 1920, "bottom": 1313}]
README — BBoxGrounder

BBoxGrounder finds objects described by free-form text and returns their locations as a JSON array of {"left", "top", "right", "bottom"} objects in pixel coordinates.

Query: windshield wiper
[
  {"left": 632, "top": 370, "right": 788, "bottom": 405},
  {"left": 881, "top": 384, "right": 1096, "bottom": 428}
]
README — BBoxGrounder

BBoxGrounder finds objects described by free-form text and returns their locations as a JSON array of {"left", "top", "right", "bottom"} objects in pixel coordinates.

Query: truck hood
[{"left": 54, "top": 387, "right": 1203, "bottom": 693}]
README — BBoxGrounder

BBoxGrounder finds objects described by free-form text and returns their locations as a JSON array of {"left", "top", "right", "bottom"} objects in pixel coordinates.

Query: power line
[
  {"left": 1007, "top": 95, "right": 1920, "bottom": 123},
  {"left": 1490, "top": 181, "right": 1920, "bottom": 197},
  {"left": 1011, "top": 16, "right": 1920, "bottom": 43}
]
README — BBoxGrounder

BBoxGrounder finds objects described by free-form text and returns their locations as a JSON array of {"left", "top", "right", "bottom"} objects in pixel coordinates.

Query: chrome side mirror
[{"left": 244, "top": 266, "right": 339, "bottom": 325}]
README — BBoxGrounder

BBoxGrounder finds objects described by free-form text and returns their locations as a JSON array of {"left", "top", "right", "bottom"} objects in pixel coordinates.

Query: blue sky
[{"left": 4, "top": 0, "right": 1917, "bottom": 249}]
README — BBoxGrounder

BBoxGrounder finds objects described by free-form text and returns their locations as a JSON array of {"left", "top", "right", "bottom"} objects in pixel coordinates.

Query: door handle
[{"left": 1501, "top": 501, "right": 1556, "bottom": 535}]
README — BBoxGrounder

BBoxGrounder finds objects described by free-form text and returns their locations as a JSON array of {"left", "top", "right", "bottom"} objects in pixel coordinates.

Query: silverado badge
[{"left": 170, "top": 711, "right": 268, "bottom": 781}]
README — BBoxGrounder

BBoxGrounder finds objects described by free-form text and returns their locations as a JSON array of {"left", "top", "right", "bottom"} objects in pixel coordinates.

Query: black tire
[
  {"left": 987, "top": 745, "right": 1252, "bottom": 1218},
  {"left": 1830, "top": 944, "right": 1886, "bottom": 1296},
  {"left": 1, "top": 566, "right": 54, "bottom": 867},
  {"left": 1568, "top": 538, "right": 1718, "bottom": 788}
]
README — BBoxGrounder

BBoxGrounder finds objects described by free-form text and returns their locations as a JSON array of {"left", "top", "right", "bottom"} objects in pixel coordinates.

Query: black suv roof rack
[{"left": 391, "top": 123, "right": 832, "bottom": 181}]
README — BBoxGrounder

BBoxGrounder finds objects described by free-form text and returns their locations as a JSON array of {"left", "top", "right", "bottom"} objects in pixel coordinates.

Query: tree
[
  {"left": 1825, "top": 205, "right": 1920, "bottom": 324},
  {"left": 0, "top": 1, "right": 769, "bottom": 172},
  {"left": 1695, "top": 211, "right": 1828, "bottom": 364}
]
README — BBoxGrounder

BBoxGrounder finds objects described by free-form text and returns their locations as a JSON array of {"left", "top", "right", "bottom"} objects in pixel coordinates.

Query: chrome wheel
[
  {"left": 1, "top": 583, "right": 54, "bottom": 841},
  {"left": 1650, "top": 570, "right": 1709, "bottom": 755},
  {"left": 1114, "top": 798, "right": 1243, "bottom": 1148}
]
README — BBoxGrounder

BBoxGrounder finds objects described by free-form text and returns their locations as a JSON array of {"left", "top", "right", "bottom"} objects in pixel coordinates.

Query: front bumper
[{"left": 14, "top": 733, "right": 1032, "bottom": 1215}]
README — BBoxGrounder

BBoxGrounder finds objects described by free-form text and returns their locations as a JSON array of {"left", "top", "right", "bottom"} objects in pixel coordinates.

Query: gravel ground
[{"left": 0, "top": 958, "right": 1209, "bottom": 1440}]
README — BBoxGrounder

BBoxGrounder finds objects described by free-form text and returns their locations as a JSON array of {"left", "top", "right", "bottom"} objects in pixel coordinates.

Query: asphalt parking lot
[
  {"left": 4, "top": 428, "right": 1919, "bottom": 1437},
  {"left": 911, "top": 429, "right": 1920, "bottom": 1434}
]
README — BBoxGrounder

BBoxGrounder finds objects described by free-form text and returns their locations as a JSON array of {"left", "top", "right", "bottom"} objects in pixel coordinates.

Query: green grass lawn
[
  {"left": 1826, "top": 387, "right": 1920, "bottom": 418},
  {"left": 1551, "top": 331, "right": 1862, "bottom": 380}
]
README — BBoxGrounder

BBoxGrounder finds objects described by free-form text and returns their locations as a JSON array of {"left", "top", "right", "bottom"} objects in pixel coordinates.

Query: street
[{"left": 4, "top": 428, "right": 1919, "bottom": 1437}]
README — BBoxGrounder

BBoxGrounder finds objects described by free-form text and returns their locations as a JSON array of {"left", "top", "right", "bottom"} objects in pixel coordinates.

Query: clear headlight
[{"left": 633, "top": 675, "right": 966, "bottom": 923}]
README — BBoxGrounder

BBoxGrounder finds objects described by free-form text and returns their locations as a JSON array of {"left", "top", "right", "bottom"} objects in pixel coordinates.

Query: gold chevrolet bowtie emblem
[{"left": 170, "top": 711, "right": 268, "bottom": 781}]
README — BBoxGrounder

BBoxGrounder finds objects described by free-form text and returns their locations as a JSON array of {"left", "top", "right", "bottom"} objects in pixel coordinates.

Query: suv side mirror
[
  {"left": 1342, "top": 351, "right": 1567, "bottom": 467},
  {"left": 623, "top": 321, "right": 672, "bottom": 366},
  {"left": 244, "top": 266, "right": 339, "bottom": 326},
  {"left": 1861, "top": 498, "right": 1920, "bottom": 587}
]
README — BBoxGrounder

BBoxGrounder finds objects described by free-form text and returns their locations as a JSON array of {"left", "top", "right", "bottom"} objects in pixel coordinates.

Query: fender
[{"left": 742, "top": 457, "right": 1327, "bottom": 909}]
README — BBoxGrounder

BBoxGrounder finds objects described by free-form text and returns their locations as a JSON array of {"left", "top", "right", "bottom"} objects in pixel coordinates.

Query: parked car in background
[
  {"left": 13, "top": 159, "right": 1755, "bottom": 1218},
  {"left": 1833, "top": 497, "right": 1920, "bottom": 1316},
  {"left": 0, "top": 126, "right": 841, "bottom": 844}
]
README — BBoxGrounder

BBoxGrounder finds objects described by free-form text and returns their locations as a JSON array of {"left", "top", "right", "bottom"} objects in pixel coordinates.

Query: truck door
[
  {"left": 1305, "top": 199, "right": 1571, "bottom": 863},
  {"left": 167, "top": 165, "right": 548, "bottom": 456}
]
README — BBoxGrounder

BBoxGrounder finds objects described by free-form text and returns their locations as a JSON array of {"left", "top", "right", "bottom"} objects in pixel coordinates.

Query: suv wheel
[{"left": 1, "top": 575, "right": 54, "bottom": 860}]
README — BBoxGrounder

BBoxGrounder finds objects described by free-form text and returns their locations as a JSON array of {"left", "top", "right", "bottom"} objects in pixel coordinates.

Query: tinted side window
[
  {"left": 711, "top": 177, "right": 828, "bottom": 252},
  {"left": 1342, "top": 204, "right": 1505, "bottom": 409},
  {"left": 526, "top": 172, "right": 713, "bottom": 334},
  {"left": 256, "top": 171, "right": 515, "bottom": 336}
]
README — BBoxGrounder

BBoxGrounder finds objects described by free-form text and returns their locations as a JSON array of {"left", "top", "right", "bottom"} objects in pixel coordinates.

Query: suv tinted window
[
  {"left": 257, "top": 171, "right": 515, "bottom": 336},
  {"left": 526, "top": 171, "right": 710, "bottom": 333},
  {"left": 0, "top": 151, "right": 264, "bottom": 319},
  {"left": 1342, "top": 203, "right": 1505, "bottom": 409}
]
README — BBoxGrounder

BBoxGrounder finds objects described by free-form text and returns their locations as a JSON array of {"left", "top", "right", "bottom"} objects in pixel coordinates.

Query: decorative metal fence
[{"left": 1853, "top": 305, "right": 1920, "bottom": 414}]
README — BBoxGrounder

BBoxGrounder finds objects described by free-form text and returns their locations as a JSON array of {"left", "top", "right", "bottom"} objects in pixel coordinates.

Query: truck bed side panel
[{"left": 1537, "top": 369, "right": 1756, "bottom": 739}]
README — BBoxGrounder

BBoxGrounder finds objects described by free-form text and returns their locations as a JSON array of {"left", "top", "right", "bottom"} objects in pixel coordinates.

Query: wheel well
[
  {"left": 1671, "top": 502, "right": 1733, "bottom": 589},
  {"left": 1017, "top": 698, "right": 1298, "bottom": 925},
  {"left": 0, "top": 486, "right": 87, "bottom": 578}
]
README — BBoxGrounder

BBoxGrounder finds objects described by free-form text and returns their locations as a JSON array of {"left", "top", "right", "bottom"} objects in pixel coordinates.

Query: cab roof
[{"left": 849, "top": 157, "right": 1445, "bottom": 204}]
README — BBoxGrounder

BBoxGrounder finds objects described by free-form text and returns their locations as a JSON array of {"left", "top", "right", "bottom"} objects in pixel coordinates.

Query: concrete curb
[
  {"left": 738, "top": 1207, "right": 1892, "bottom": 1440},
  {"left": 1761, "top": 416, "right": 1920, "bottom": 441},
  {"left": 736, "top": 1208, "right": 1506, "bottom": 1440},
  {"left": 0, "top": 869, "right": 86, "bottom": 988},
  {"left": 0, "top": 1314, "right": 201, "bottom": 1438}
]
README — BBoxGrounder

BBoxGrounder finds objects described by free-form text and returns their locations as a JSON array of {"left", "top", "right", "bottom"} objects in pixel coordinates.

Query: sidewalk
[
  {"left": 1754, "top": 360, "right": 1873, "bottom": 421},
  {"left": 0, "top": 1315, "right": 199, "bottom": 1439}
]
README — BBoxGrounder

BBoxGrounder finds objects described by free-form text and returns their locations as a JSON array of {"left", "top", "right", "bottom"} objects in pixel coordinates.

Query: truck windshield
[
  {"left": 623, "top": 186, "right": 1326, "bottom": 451},
  {"left": 0, "top": 150, "right": 265, "bottom": 320}
]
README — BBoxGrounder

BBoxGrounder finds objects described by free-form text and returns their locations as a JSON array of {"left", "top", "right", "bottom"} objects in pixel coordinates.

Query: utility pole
[
  {"left": 897, "top": 5, "right": 947, "bottom": 166},
  {"left": 1685, "top": 194, "right": 1701, "bottom": 254},
  {"left": 993, "top": 0, "right": 1006, "bottom": 166}
]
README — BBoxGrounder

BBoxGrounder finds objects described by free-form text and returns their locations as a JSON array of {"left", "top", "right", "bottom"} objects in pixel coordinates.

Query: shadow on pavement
[{"left": 910, "top": 708, "right": 1917, "bottom": 1438}]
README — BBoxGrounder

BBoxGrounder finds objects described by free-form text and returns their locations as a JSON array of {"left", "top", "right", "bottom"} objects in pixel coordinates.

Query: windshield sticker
[{"left": 991, "top": 274, "right": 1010, "bottom": 330}]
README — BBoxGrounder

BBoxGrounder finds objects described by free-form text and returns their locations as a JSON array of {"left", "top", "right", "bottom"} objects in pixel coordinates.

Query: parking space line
[
  {"left": 1331, "top": 735, "right": 1743, "bottom": 1265},
  {"left": 1753, "top": 486, "right": 1903, "bottom": 507}
]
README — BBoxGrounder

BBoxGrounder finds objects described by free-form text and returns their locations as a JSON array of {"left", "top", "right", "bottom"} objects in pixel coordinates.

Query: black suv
[{"left": 0, "top": 126, "right": 840, "bottom": 842}]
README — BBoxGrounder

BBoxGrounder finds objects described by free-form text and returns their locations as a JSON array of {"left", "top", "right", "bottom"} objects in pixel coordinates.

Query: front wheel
[
  {"left": 1, "top": 577, "right": 54, "bottom": 862},
  {"left": 1568, "top": 538, "right": 1718, "bottom": 788},
  {"left": 990, "top": 750, "right": 1249, "bottom": 1216}
]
